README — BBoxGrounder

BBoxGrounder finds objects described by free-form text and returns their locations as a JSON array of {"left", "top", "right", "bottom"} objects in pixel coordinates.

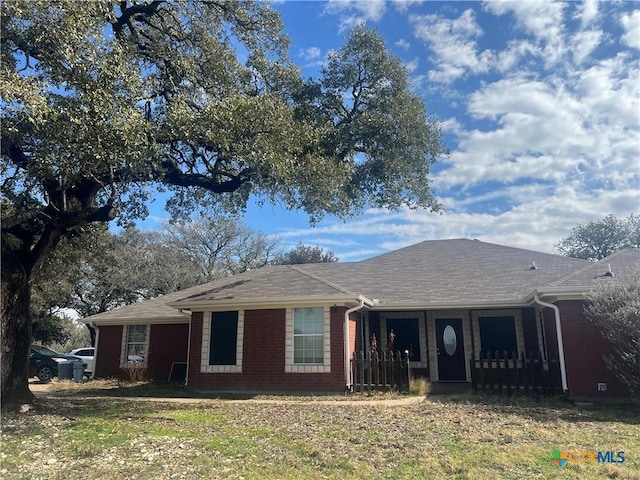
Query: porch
[{"left": 357, "top": 307, "right": 561, "bottom": 388}]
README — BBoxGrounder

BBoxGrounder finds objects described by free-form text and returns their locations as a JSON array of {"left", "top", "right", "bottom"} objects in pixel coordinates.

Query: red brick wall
[
  {"left": 148, "top": 324, "right": 189, "bottom": 381},
  {"left": 95, "top": 323, "right": 189, "bottom": 381},
  {"left": 558, "top": 300, "right": 629, "bottom": 398},
  {"left": 187, "top": 307, "right": 349, "bottom": 392},
  {"left": 94, "top": 325, "right": 124, "bottom": 378}
]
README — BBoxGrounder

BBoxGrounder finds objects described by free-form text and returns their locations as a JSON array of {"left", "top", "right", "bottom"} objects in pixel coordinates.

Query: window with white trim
[
  {"left": 294, "top": 307, "right": 324, "bottom": 364},
  {"left": 285, "top": 307, "right": 331, "bottom": 373},
  {"left": 200, "top": 311, "right": 244, "bottom": 373},
  {"left": 120, "top": 324, "right": 149, "bottom": 367}
]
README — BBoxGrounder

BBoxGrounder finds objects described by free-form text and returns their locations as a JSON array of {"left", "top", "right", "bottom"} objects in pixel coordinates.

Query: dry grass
[{"left": 2, "top": 383, "right": 638, "bottom": 479}]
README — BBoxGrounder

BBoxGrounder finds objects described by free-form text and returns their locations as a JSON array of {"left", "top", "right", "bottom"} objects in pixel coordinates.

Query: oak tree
[
  {"left": 555, "top": 214, "right": 639, "bottom": 261},
  {"left": 276, "top": 242, "right": 339, "bottom": 265},
  {"left": 1, "top": 1, "right": 445, "bottom": 407}
]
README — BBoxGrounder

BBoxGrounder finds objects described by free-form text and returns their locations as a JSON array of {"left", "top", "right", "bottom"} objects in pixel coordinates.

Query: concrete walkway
[{"left": 29, "top": 380, "right": 427, "bottom": 406}]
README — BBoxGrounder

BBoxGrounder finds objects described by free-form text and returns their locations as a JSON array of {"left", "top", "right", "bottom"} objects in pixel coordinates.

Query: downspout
[
  {"left": 89, "top": 321, "right": 99, "bottom": 380},
  {"left": 183, "top": 310, "right": 192, "bottom": 387},
  {"left": 533, "top": 295, "right": 568, "bottom": 393},
  {"left": 344, "top": 297, "right": 371, "bottom": 391}
]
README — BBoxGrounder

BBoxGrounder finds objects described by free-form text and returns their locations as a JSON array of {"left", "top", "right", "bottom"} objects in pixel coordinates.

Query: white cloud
[
  {"left": 620, "top": 10, "right": 640, "bottom": 50},
  {"left": 404, "top": 57, "right": 419, "bottom": 73},
  {"left": 483, "top": 0, "right": 567, "bottom": 67},
  {"left": 277, "top": 185, "right": 639, "bottom": 260},
  {"left": 395, "top": 38, "right": 410, "bottom": 50},
  {"left": 484, "top": 0, "right": 566, "bottom": 42},
  {"left": 299, "top": 46, "right": 322, "bottom": 61},
  {"left": 411, "top": 9, "right": 494, "bottom": 83},
  {"left": 570, "top": 29, "right": 603, "bottom": 64},
  {"left": 391, "top": 0, "right": 425, "bottom": 14},
  {"left": 324, "top": 0, "right": 386, "bottom": 31},
  {"left": 574, "top": 0, "right": 600, "bottom": 28}
]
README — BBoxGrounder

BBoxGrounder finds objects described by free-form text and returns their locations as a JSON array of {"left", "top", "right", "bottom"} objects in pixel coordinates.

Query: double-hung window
[
  {"left": 121, "top": 324, "right": 149, "bottom": 367},
  {"left": 294, "top": 307, "right": 324, "bottom": 364},
  {"left": 286, "top": 306, "right": 330, "bottom": 373}
]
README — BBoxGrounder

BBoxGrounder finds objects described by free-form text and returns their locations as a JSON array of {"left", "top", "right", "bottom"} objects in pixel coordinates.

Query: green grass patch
[{"left": 2, "top": 395, "right": 638, "bottom": 479}]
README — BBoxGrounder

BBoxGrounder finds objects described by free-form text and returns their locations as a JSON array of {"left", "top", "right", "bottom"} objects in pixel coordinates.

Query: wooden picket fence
[
  {"left": 469, "top": 350, "right": 562, "bottom": 397},
  {"left": 351, "top": 350, "right": 410, "bottom": 394}
]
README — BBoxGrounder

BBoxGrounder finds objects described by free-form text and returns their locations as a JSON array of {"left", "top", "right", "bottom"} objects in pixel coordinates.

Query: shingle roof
[
  {"left": 301, "top": 239, "right": 590, "bottom": 305},
  {"left": 83, "top": 280, "right": 222, "bottom": 324},
  {"left": 88, "top": 238, "right": 631, "bottom": 324},
  {"left": 546, "top": 248, "right": 640, "bottom": 289}
]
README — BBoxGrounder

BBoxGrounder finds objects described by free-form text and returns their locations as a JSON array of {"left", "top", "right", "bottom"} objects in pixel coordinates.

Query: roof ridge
[{"left": 287, "top": 265, "right": 358, "bottom": 297}]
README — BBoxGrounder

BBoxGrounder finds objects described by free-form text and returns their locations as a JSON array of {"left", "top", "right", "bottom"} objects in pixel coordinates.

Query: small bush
[
  {"left": 124, "top": 365, "right": 149, "bottom": 383},
  {"left": 410, "top": 376, "right": 431, "bottom": 396}
]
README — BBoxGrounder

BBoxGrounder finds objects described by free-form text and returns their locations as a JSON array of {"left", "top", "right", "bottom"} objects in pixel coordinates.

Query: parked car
[
  {"left": 67, "top": 347, "right": 94, "bottom": 375},
  {"left": 29, "top": 345, "right": 84, "bottom": 382}
]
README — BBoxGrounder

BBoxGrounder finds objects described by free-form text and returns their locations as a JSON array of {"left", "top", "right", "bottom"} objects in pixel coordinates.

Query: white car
[{"left": 67, "top": 347, "right": 94, "bottom": 374}]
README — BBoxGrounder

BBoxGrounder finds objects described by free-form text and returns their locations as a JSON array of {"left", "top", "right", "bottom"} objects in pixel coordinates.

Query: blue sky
[{"left": 143, "top": 1, "right": 640, "bottom": 261}]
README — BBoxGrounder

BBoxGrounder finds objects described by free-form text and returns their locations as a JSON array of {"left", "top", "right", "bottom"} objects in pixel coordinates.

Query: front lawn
[{"left": 1, "top": 390, "right": 638, "bottom": 479}]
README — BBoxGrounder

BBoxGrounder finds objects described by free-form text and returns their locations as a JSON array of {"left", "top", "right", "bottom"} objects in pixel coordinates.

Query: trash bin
[
  {"left": 58, "top": 361, "right": 73, "bottom": 380},
  {"left": 73, "top": 361, "right": 84, "bottom": 383}
]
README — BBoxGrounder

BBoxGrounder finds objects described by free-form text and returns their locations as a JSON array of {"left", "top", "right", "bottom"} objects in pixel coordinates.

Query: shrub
[{"left": 410, "top": 376, "right": 431, "bottom": 396}]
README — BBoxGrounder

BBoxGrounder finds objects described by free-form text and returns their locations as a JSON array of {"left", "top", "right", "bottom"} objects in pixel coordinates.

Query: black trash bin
[
  {"left": 58, "top": 361, "right": 73, "bottom": 380},
  {"left": 73, "top": 361, "right": 84, "bottom": 383}
]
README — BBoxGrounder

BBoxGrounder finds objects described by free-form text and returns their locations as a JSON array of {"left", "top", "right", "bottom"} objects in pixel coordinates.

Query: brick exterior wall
[
  {"left": 94, "top": 325, "right": 124, "bottom": 378},
  {"left": 558, "top": 300, "right": 629, "bottom": 398},
  {"left": 187, "top": 307, "right": 350, "bottom": 392},
  {"left": 95, "top": 323, "right": 189, "bottom": 381},
  {"left": 148, "top": 324, "right": 189, "bottom": 381}
]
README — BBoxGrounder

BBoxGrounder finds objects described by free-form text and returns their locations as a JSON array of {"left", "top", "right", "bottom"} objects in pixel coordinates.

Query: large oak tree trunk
[{"left": 1, "top": 250, "right": 35, "bottom": 410}]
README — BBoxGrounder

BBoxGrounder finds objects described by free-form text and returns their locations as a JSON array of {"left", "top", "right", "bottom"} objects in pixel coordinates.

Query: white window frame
[
  {"left": 285, "top": 306, "right": 331, "bottom": 373},
  {"left": 120, "top": 324, "right": 150, "bottom": 368},
  {"left": 201, "top": 311, "right": 244, "bottom": 373}
]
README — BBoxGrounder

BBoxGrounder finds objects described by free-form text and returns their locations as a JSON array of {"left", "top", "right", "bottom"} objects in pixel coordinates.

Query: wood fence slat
[{"left": 469, "top": 351, "right": 562, "bottom": 398}]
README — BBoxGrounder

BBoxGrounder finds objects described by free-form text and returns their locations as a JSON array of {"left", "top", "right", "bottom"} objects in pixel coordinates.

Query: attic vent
[
  {"left": 529, "top": 261, "right": 538, "bottom": 270},
  {"left": 604, "top": 264, "right": 615, "bottom": 278}
]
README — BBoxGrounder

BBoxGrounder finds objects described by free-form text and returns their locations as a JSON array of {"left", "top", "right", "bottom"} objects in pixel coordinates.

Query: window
[
  {"left": 478, "top": 316, "right": 517, "bottom": 354},
  {"left": 285, "top": 307, "right": 330, "bottom": 373},
  {"left": 294, "top": 307, "right": 324, "bottom": 364},
  {"left": 200, "top": 311, "right": 244, "bottom": 373},
  {"left": 386, "top": 318, "right": 421, "bottom": 361},
  {"left": 209, "top": 311, "right": 238, "bottom": 366},
  {"left": 380, "top": 312, "right": 428, "bottom": 368},
  {"left": 121, "top": 324, "right": 148, "bottom": 367}
]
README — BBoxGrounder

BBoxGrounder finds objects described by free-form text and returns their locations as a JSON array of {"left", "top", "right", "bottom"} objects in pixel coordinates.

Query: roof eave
[
  {"left": 83, "top": 315, "right": 190, "bottom": 327},
  {"left": 369, "top": 298, "right": 532, "bottom": 311},
  {"left": 526, "top": 286, "right": 592, "bottom": 302},
  {"left": 168, "top": 294, "right": 374, "bottom": 311}
]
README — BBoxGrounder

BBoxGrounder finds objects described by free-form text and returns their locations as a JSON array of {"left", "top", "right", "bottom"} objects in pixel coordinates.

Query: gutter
[
  {"left": 532, "top": 295, "right": 568, "bottom": 393},
  {"left": 344, "top": 295, "right": 377, "bottom": 391}
]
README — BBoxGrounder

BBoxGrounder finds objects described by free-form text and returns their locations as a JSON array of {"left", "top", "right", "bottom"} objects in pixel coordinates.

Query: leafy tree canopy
[
  {"left": 276, "top": 242, "right": 339, "bottom": 265},
  {"left": 555, "top": 214, "right": 639, "bottom": 261}
]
